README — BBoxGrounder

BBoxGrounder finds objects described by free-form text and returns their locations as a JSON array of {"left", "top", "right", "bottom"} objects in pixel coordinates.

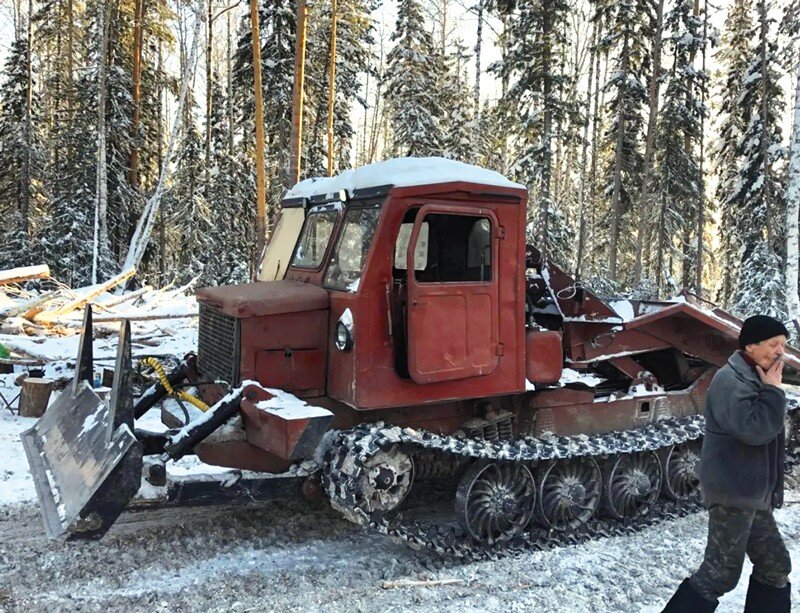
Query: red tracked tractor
[{"left": 21, "top": 158, "right": 800, "bottom": 554}]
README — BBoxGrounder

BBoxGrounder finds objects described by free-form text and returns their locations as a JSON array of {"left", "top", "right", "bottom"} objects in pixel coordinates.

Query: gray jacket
[{"left": 699, "top": 351, "right": 786, "bottom": 511}]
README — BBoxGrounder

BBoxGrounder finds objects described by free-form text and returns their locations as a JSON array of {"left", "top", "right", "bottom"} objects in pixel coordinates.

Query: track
[{"left": 321, "top": 405, "right": 800, "bottom": 560}]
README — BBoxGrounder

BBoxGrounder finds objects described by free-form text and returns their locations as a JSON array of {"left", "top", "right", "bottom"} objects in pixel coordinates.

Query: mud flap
[{"left": 20, "top": 308, "right": 143, "bottom": 540}]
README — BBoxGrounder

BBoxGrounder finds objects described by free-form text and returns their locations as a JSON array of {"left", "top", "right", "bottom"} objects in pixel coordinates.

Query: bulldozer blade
[
  {"left": 73, "top": 304, "right": 94, "bottom": 393},
  {"left": 21, "top": 321, "right": 143, "bottom": 540}
]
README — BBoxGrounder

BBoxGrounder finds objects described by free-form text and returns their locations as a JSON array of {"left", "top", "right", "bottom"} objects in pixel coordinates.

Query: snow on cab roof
[{"left": 285, "top": 156, "right": 525, "bottom": 200}]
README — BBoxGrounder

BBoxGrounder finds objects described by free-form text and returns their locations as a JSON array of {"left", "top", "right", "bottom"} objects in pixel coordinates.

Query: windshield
[
  {"left": 290, "top": 208, "right": 338, "bottom": 269},
  {"left": 324, "top": 207, "right": 381, "bottom": 292}
]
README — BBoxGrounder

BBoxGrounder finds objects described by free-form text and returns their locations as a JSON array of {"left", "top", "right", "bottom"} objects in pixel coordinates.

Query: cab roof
[{"left": 283, "top": 157, "right": 525, "bottom": 204}]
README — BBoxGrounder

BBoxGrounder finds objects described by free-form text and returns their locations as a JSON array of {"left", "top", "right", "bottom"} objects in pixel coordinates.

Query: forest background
[{"left": 1, "top": 0, "right": 799, "bottom": 328}]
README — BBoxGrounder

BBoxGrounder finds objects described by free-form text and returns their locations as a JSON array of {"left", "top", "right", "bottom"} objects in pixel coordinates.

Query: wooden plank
[{"left": 0, "top": 265, "right": 51, "bottom": 286}]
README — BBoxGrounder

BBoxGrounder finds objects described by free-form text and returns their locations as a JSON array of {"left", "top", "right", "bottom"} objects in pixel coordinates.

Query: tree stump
[{"left": 19, "top": 378, "right": 53, "bottom": 418}]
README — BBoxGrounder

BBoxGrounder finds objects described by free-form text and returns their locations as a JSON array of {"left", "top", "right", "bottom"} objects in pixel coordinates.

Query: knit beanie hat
[{"left": 738, "top": 315, "right": 789, "bottom": 350}]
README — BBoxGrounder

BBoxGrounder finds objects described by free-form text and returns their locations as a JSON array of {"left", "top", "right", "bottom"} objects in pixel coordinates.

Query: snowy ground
[{"left": 2, "top": 397, "right": 800, "bottom": 612}]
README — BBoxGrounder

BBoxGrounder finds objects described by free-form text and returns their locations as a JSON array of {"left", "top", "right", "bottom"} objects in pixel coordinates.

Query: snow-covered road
[{"left": 3, "top": 493, "right": 800, "bottom": 611}]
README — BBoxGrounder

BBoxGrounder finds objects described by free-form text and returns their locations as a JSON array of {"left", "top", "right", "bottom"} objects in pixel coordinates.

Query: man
[{"left": 662, "top": 315, "right": 792, "bottom": 612}]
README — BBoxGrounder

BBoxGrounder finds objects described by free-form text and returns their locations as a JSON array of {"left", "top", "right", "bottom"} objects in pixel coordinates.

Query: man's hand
[{"left": 757, "top": 358, "right": 784, "bottom": 388}]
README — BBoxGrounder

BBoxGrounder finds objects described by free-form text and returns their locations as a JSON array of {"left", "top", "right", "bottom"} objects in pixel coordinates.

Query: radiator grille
[{"left": 197, "top": 303, "right": 240, "bottom": 386}]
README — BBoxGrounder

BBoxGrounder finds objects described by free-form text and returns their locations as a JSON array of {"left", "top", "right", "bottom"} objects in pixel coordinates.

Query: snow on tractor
[{"left": 20, "top": 157, "right": 800, "bottom": 556}]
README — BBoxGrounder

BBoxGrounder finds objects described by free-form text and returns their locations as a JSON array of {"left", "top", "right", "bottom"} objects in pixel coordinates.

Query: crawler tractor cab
[{"left": 21, "top": 157, "right": 800, "bottom": 548}]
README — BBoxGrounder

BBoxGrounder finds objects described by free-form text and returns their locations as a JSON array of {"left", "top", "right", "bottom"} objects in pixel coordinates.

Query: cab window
[
  {"left": 290, "top": 208, "right": 338, "bottom": 269},
  {"left": 324, "top": 207, "right": 381, "bottom": 291},
  {"left": 414, "top": 214, "right": 492, "bottom": 283}
]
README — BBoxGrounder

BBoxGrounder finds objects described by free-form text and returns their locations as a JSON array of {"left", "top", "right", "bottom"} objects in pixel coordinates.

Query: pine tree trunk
[
  {"left": 205, "top": 0, "right": 212, "bottom": 189},
  {"left": 472, "top": 1, "right": 483, "bottom": 164},
  {"left": 368, "top": 26, "right": 386, "bottom": 164},
  {"left": 288, "top": 0, "right": 308, "bottom": 186},
  {"left": 250, "top": 0, "right": 266, "bottom": 275},
  {"left": 588, "top": 18, "right": 604, "bottom": 265},
  {"left": 227, "top": 9, "right": 234, "bottom": 160},
  {"left": 633, "top": 0, "right": 665, "bottom": 286},
  {"left": 21, "top": 0, "right": 33, "bottom": 235},
  {"left": 157, "top": 38, "right": 165, "bottom": 281},
  {"left": 129, "top": 0, "right": 145, "bottom": 189},
  {"left": 500, "top": 14, "right": 510, "bottom": 171},
  {"left": 92, "top": 0, "right": 111, "bottom": 283},
  {"left": 695, "top": 0, "right": 708, "bottom": 297},
  {"left": 327, "top": 0, "right": 337, "bottom": 177},
  {"left": 786, "top": 54, "right": 800, "bottom": 335},
  {"left": 609, "top": 32, "right": 630, "bottom": 282},
  {"left": 539, "top": 8, "right": 553, "bottom": 257},
  {"left": 576, "top": 19, "right": 598, "bottom": 278},
  {"left": 66, "top": 0, "right": 73, "bottom": 118},
  {"left": 759, "top": 0, "right": 772, "bottom": 245}
]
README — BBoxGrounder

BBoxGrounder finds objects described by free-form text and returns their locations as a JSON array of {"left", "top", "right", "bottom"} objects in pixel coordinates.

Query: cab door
[{"left": 406, "top": 205, "right": 501, "bottom": 384}]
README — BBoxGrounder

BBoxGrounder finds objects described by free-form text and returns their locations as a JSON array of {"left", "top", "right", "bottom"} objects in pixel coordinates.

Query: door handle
[{"left": 412, "top": 300, "right": 427, "bottom": 306}]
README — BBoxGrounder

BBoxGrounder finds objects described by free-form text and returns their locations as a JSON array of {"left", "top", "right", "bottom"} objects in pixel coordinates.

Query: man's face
[{"left": 745, "top": 335, "right": 787, "bottom": 371}]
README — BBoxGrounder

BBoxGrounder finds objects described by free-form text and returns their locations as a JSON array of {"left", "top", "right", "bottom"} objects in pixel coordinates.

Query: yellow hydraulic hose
[{"left": 142, "top": 357, "right": 209, "bottom": 412}]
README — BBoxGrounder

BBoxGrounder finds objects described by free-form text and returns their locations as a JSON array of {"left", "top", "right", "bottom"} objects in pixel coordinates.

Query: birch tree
[{"left": 121, "top": 0, "right": 204, "bottom": 275}]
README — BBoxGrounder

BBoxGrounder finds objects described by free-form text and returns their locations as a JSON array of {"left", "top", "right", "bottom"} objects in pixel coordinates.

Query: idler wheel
[
  {"left": 659, "top": 442, "right": 701, "bottom": 501},
  {"left": 602, "top": 451, "right": 662, "bottom": 519},
  {"left": 358, "top": 445, "right": 414, "bottom": 514},
  {"left": 534, "top": 457, "right": 601, "bottom": 531},
  {"left": 455, "top": 460, "right": 536, "bottom": 544}
]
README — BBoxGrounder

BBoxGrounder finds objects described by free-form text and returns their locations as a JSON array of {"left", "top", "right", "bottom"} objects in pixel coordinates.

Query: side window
[{"left": 414, "top": 214, "right": 493, "bottom": 283}]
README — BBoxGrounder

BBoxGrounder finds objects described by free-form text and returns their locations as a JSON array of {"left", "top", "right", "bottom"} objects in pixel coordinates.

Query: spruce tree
[
  {"left": 651, "top": 0, "right": 708, "bottom": 292},
  {"left": 714, "top": 0, "right": 752, "bottom": 305},
  {"left": 728, "top": 0, "right": 787, "bottom": 318},
  {"left": 494, "top": 0, "right": 574, "bottom": 265},
  {"left": 595, "top": 0, "right": 654, "bottom": 283},
  {"left": 386, "top": 0, "right": 444, "bottom": 156},
  {"left": 0, "top": 37, "right": 45, "bottom": 268},
  {"left": 439, "top": 42, "right": 474, "bottom": 162}
]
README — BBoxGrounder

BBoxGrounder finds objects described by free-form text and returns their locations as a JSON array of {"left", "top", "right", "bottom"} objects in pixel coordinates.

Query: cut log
[
  {"left": 0, "top": 290, "right": 60, "bottom": 319},
  {"left": 0, "top": 264, "right": 51, "bottom": 286},
  {"left": 35, "top": 268, "right": 136, "bottom": 322},
  {"left": 19, "top": 377, "right": 53, "bottom": 417}
]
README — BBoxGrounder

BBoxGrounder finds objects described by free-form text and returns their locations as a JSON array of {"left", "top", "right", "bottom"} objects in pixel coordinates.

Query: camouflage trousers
[{"left": 689, "top": 505, "right": 792, "bottom": 602}]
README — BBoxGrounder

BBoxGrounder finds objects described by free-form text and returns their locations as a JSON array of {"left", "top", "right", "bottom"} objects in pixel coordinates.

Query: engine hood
[{"left": 196, "top": 280, "right": 329, "bottom": 318}]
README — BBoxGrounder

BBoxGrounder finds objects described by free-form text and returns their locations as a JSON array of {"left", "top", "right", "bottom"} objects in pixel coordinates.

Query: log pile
[{"left": 0, "top": 264, "right": 199, "bottom": 363}]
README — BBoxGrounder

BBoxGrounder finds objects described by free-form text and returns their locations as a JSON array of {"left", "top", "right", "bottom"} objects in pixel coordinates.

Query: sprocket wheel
[
  {"left": 323, "top": 443, "right": 414, "bottom": 524},
  {"left": 659, "top": 442, "right": 701, "bottom": 501},
  {"left": 455, "top": 461, "right": 536, "bottom": 544},
  {"left": 359, "top": 445, "right": 415, "bottom": 514},
  {"left": 602, "top": 451, "right": 662, "bottom": 519},
  {"left": 535, "top": 457, "right": 601, "bottom": 531}
]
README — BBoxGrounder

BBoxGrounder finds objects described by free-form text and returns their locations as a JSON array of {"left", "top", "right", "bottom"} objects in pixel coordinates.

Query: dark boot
[
  {"left": 743, "top": 576, "right": 791, "bottom": 613},
  {"left": 662, "top": 578, "right": 718, "bottom": 612}
]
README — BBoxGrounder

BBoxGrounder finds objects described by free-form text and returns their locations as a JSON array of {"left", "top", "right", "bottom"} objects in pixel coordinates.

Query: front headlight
[{"left": 335, "top": 321, "right": 354, "bottom": 351}]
